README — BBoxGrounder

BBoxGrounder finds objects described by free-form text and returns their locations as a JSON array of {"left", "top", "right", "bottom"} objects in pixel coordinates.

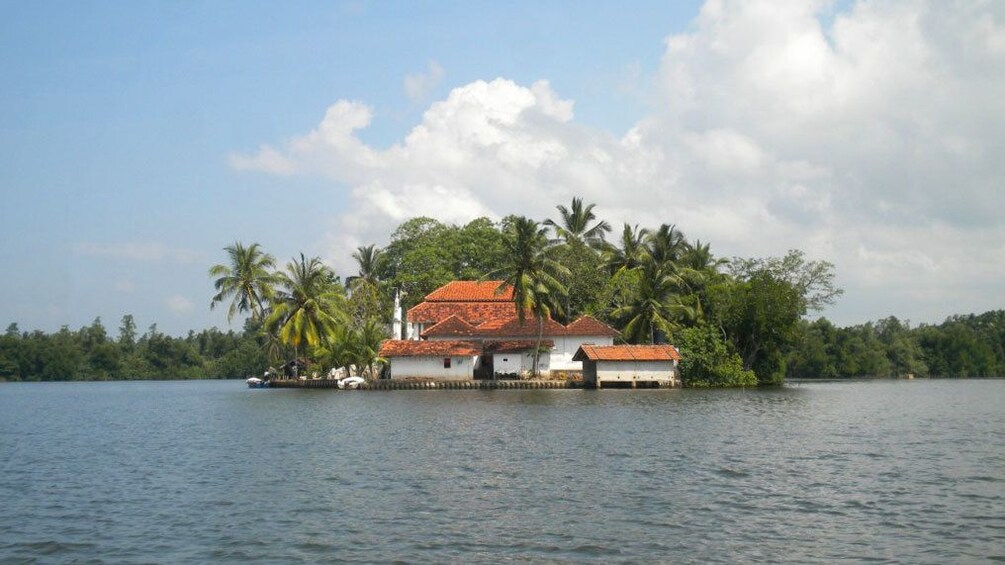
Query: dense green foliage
[
  {"left": 676, "top": 324, "right": 758, "bottom": 387},
  {"left": 786, "top": 311, "right": 1005, "bottom": 379},
  {"left": 4, "top": 198, "right": 1000, "bottom": 384},
  {"left": 0, "top": 318, "right": 267, "bottom": 381}
]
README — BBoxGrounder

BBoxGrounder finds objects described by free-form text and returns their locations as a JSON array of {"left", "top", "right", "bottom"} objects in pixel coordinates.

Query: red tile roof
[
  {"left": 420, "top": 315, "right": 481, "bottom": 338},
  {"left": 488, "top": 316, "right": 570, "bottom": 337},
  {"left": 379, "top": 340, "right": 482, "bottom": 357},
  {"left": 407, "top": 301, "right": 518, "bottom": 325},
  {"left": 420, "top": 312, "right": 620, "bottom": 339},
  {"left": 564, "top": 316, "right": 621, "bottom": 337},
  {"left": 424, "top": 280, "right": 514, "bottom": 302},
  {"left": 484, "top": 340, "right": 554, "bottom": 353},
  {"left": 408, "top": 281, "right": 619, "bottom": 339},
  {"left": 573, "top": 344, "right": 682, "bottom": 362}
]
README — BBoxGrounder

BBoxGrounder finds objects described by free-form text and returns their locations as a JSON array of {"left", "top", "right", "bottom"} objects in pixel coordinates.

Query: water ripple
[{"left": 1, "top": 380, "right": 1004, "bottom": 562}]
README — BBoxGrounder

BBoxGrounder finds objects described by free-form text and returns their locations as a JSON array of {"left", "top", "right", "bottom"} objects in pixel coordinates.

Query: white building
[
  {"left": 573, "top": 344, "right": 682, "bottom": 388},
  {"left": 379, "top": 340, "right": 481, "bottom": 380},
  {"left": 381, "top": 281, "right": 620, "bottom": 379}
]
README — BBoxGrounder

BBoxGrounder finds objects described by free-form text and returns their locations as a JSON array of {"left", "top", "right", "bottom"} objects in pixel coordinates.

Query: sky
[{"left": 1, "top": 0, "right": 1003, "bottom": 337}]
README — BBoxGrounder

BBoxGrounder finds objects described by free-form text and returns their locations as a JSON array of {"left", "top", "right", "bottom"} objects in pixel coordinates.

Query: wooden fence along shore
[{"left": 266, "top": 378, "right": 674, "bottom": 390}]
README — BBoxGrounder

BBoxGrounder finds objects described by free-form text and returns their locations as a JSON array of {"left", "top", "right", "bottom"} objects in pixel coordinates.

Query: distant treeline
[
  {"left": 787, "top": 310, "right": 1005, "bottom": 379},
  {"left": 2, "top": 309, "right": 1002, "bottom": 382},
  {"left": 0, "top": 316, "right": 266, "bottom": 382},
  {"left": 3, "top": 199, "right": 1003, "bottom": 384}
]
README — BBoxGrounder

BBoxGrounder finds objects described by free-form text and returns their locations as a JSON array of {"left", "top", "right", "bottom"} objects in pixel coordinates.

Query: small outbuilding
[
  {"left": 573, "top": 344, "right": 682, "bottom": 389},
  {"left": 378, "top": 340, "right": 481, "bottom": 380}
]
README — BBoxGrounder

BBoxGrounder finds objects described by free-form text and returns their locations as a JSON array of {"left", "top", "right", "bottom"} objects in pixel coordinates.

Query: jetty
[{"left": 265, "top": 378, "right": 675, "bottom": 390}]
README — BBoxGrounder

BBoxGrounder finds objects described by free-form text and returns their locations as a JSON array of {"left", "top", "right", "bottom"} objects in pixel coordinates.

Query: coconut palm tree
[
  {"left": 604, "top": 223, "right": 650, "bottom": 275},
  {"left": 489, "top": 216, "right": 569, "bottom": 377},
  {"left": 353, "top": 318, "right": 388, "bottom": 379},
  {"left": 352, "top": 244, "right": 383, "bottom": 284},
  {"left": 544, "top": 197, "right": 611, "bottom": 250},
  {"left": 264, "top": 254, "right": 346, "bottom": 359},
  {"left": 678, "top": 240, "right": 729, "bottom": 322},
  {"left": 315, "top": 324, "right": 356, "bottom": 377},
  {"left": 612, "top": 260, "right": 695, "bottom": 344},
  {"left": 544, "top": 198, "right": 611, "bottom": 320},
  {"left": 209, "top": 242, "right": 278, "bottom": 322},
  {"left": 646, "top": 223, "right": 688, "bottom": 269}
]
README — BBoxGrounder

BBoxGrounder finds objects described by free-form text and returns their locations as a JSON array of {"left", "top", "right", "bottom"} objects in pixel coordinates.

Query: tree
[
  {"left": 711, "top": 272, "right": 805, "bottom": 384},
  {"left": 646, "top": 224, "right": 688, "bottom": 268},
  {"left": 544, "top": 197, "right": 611, "bottom": 249},
  {"left": 786, "top": 319, "right": 839, "bottom": 379},
  {"left": 677, "top": 240, "right": 729, "bottom": 322},
  {"left": 729, "top": 249, "right": 843, "bottom": 312},
  {"left": 545, "top": 198, "right": 611, "bottom": 321},
  {"left": 490, "top": 216, "right": 569, "bottom": 377},
  {"left": 264, "top": 254, "right": 347, "bottom": 359},
  {"left": 352, "top": 244, "right": 384, "bottom": 285},
  {"left": 611, "top": 260, "right": 694, "bottom": 344},
  {"left": 118, "top": 314, "right": 137, "bottom": 352},
  {"left": 209, "top": 242, "right": 278, "bottom": 322},
  {"left": 603, "top": 223, "right": 649, "bottom": 276},
  {"left": 676, "top": 324, "right": 757, "bottom": 387}
]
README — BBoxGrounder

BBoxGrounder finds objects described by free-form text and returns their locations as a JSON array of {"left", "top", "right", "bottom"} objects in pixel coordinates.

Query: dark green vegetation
[
  {"left": 0, "top": 317, "right": 266, "bottom": 381},
  {"left": 786, "top": 312, "right": 1005, "bottom": 379},
  {"left": 3, "top": 199, "right": 1002, "bottom": 384}
]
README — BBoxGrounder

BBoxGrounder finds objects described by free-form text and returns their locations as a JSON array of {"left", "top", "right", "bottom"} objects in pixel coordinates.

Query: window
[{"left": 443, "top": 358, "right": 451, "bottom": 368}]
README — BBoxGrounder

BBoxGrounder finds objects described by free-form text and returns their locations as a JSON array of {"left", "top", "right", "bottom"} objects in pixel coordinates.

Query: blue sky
[{"left": 2, "top": 0, "right": 1003, "bottom": 336}]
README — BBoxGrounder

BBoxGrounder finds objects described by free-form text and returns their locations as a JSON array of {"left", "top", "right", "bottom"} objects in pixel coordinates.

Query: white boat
[
  {"left": 338, "top": 376, "right": 366, "bottom": 390},
  {"left": 246, "top": 377, "right": 269, "bottom": 389}
]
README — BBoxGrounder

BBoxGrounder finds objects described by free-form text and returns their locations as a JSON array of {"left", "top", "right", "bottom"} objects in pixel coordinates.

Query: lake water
[{"left": 1, "top": 379, "right": 1003, "bottom": 563}]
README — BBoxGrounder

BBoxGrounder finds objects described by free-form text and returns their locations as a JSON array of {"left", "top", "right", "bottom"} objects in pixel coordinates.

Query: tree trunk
[{"left": 533, "top": 316, "right": 544, "bottom": 378}]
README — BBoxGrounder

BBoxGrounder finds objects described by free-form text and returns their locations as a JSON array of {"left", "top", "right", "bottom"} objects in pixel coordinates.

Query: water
[{"left": 1, "top": 380, "right": 1003, "bottom": 563}]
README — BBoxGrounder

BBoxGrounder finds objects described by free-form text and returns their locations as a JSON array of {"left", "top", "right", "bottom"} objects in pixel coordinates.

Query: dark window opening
[{"left": 443, "top": 358, "right": 451, "bottom": 368}]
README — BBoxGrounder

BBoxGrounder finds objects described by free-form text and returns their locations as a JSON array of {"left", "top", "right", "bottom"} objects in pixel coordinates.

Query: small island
[{"left": 2, "top": 198, "right": 1002, "bottom": 385}]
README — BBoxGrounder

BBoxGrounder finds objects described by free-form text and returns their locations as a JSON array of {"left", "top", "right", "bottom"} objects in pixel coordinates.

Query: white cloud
[
  {"left": 75, "top": 242, "right": 203, "bottom": 264},
  {"left": 404, "top": 60, "right": 445, "bottom": 102},
  {"left": 231, "top": 0, "right": 1005, "bottom": 325},
  {"left": 167, "top": 295, "right": 194, "bottom": 314}
]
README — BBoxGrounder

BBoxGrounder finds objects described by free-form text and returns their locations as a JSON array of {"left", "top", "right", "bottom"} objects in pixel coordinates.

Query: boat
[
  {"left": 338, "top": 376, "right": 366, "bottom": 390},
  {"left": 246, "top": 377, "right": 269, "bottom": 389}
]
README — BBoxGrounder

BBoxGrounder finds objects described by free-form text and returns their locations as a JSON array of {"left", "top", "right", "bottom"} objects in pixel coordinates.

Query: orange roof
[
  {"left": 424, "top": 280, "right": 514, "bottom": 302},
  {"left": 484, "top": 339, "right": 554, "bottom": 353},
  {"left": 573, "top": 344, "right": 682, "bottom": 362},
  {"left": 488, "top": 316, "right": 570, "bottom": 337},
  {"left": 379, "top": 340, "right": 481, "bottom": 357},
  {"left": 564, "top": 316, "right": 621, "bottom": 337},
  {"left": 420, "top": 315, "right": 481, "bottom": 338},
  {"left": 420, "top": 313, "right": 620, "bottom": 339},
  {"left": 408, "top": 301, "right": 517, "bottom": 325}
]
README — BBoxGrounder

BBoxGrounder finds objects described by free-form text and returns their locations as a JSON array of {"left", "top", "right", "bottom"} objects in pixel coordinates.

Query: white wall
[
  {"left": 596, "top": 360, "right": 677, "bottom": 384},
  {"left": 389, "top": 355, "right": 476, "bottom": 380},
  {"left": 550, "top": 336, "right": 615, "bottom": 371},
  {"left": 493, "top": 353, "right": 522, "bottom": 375}
]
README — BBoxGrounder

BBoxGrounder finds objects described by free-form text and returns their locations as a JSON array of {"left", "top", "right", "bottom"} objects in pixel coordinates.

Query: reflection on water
[{"left": 1, "top": 379, "right": 1003, "bottom": 562}]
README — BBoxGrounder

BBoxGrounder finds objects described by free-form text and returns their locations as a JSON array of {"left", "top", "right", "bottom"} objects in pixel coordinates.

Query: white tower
[{"left": 392, "top": 289, "right": 402, "bottom": 340}]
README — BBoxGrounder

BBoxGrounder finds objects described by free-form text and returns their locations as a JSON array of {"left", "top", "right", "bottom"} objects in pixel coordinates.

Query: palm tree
[
  {"left": 209, "top": 242, "right": 277, "bottom": 322},
  {"left": 678, "top": 240, "right": 729, "bottom": 322},
  {"left": 544, "top": 198, "right": 611, "bottom": 320},
  {"left": 604, "top": 223, "right": 650, "bottom": 275},
  {"left": 544, "top": 197, "right": 611, "bottom": 249},
  {"left": 353, "top": 318, "right": 388, "bottom": 379},
  {"left": 352, "top": 244, "right": 383, "bottom": 284},
  {"left": 316, "top": 325, "right": 355, "bottom": 377},
  {"left": 646, "top": 223, "right": 688, "bottom": 269},
  {"left": 264, "top": 254, "right": 346, "bottom": 359},
  {"left": 612, "top": 261, "right": 695, "bottom": 344},
  {"left": 489, "top": 216, "right": 569, "bottom": 377}
]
